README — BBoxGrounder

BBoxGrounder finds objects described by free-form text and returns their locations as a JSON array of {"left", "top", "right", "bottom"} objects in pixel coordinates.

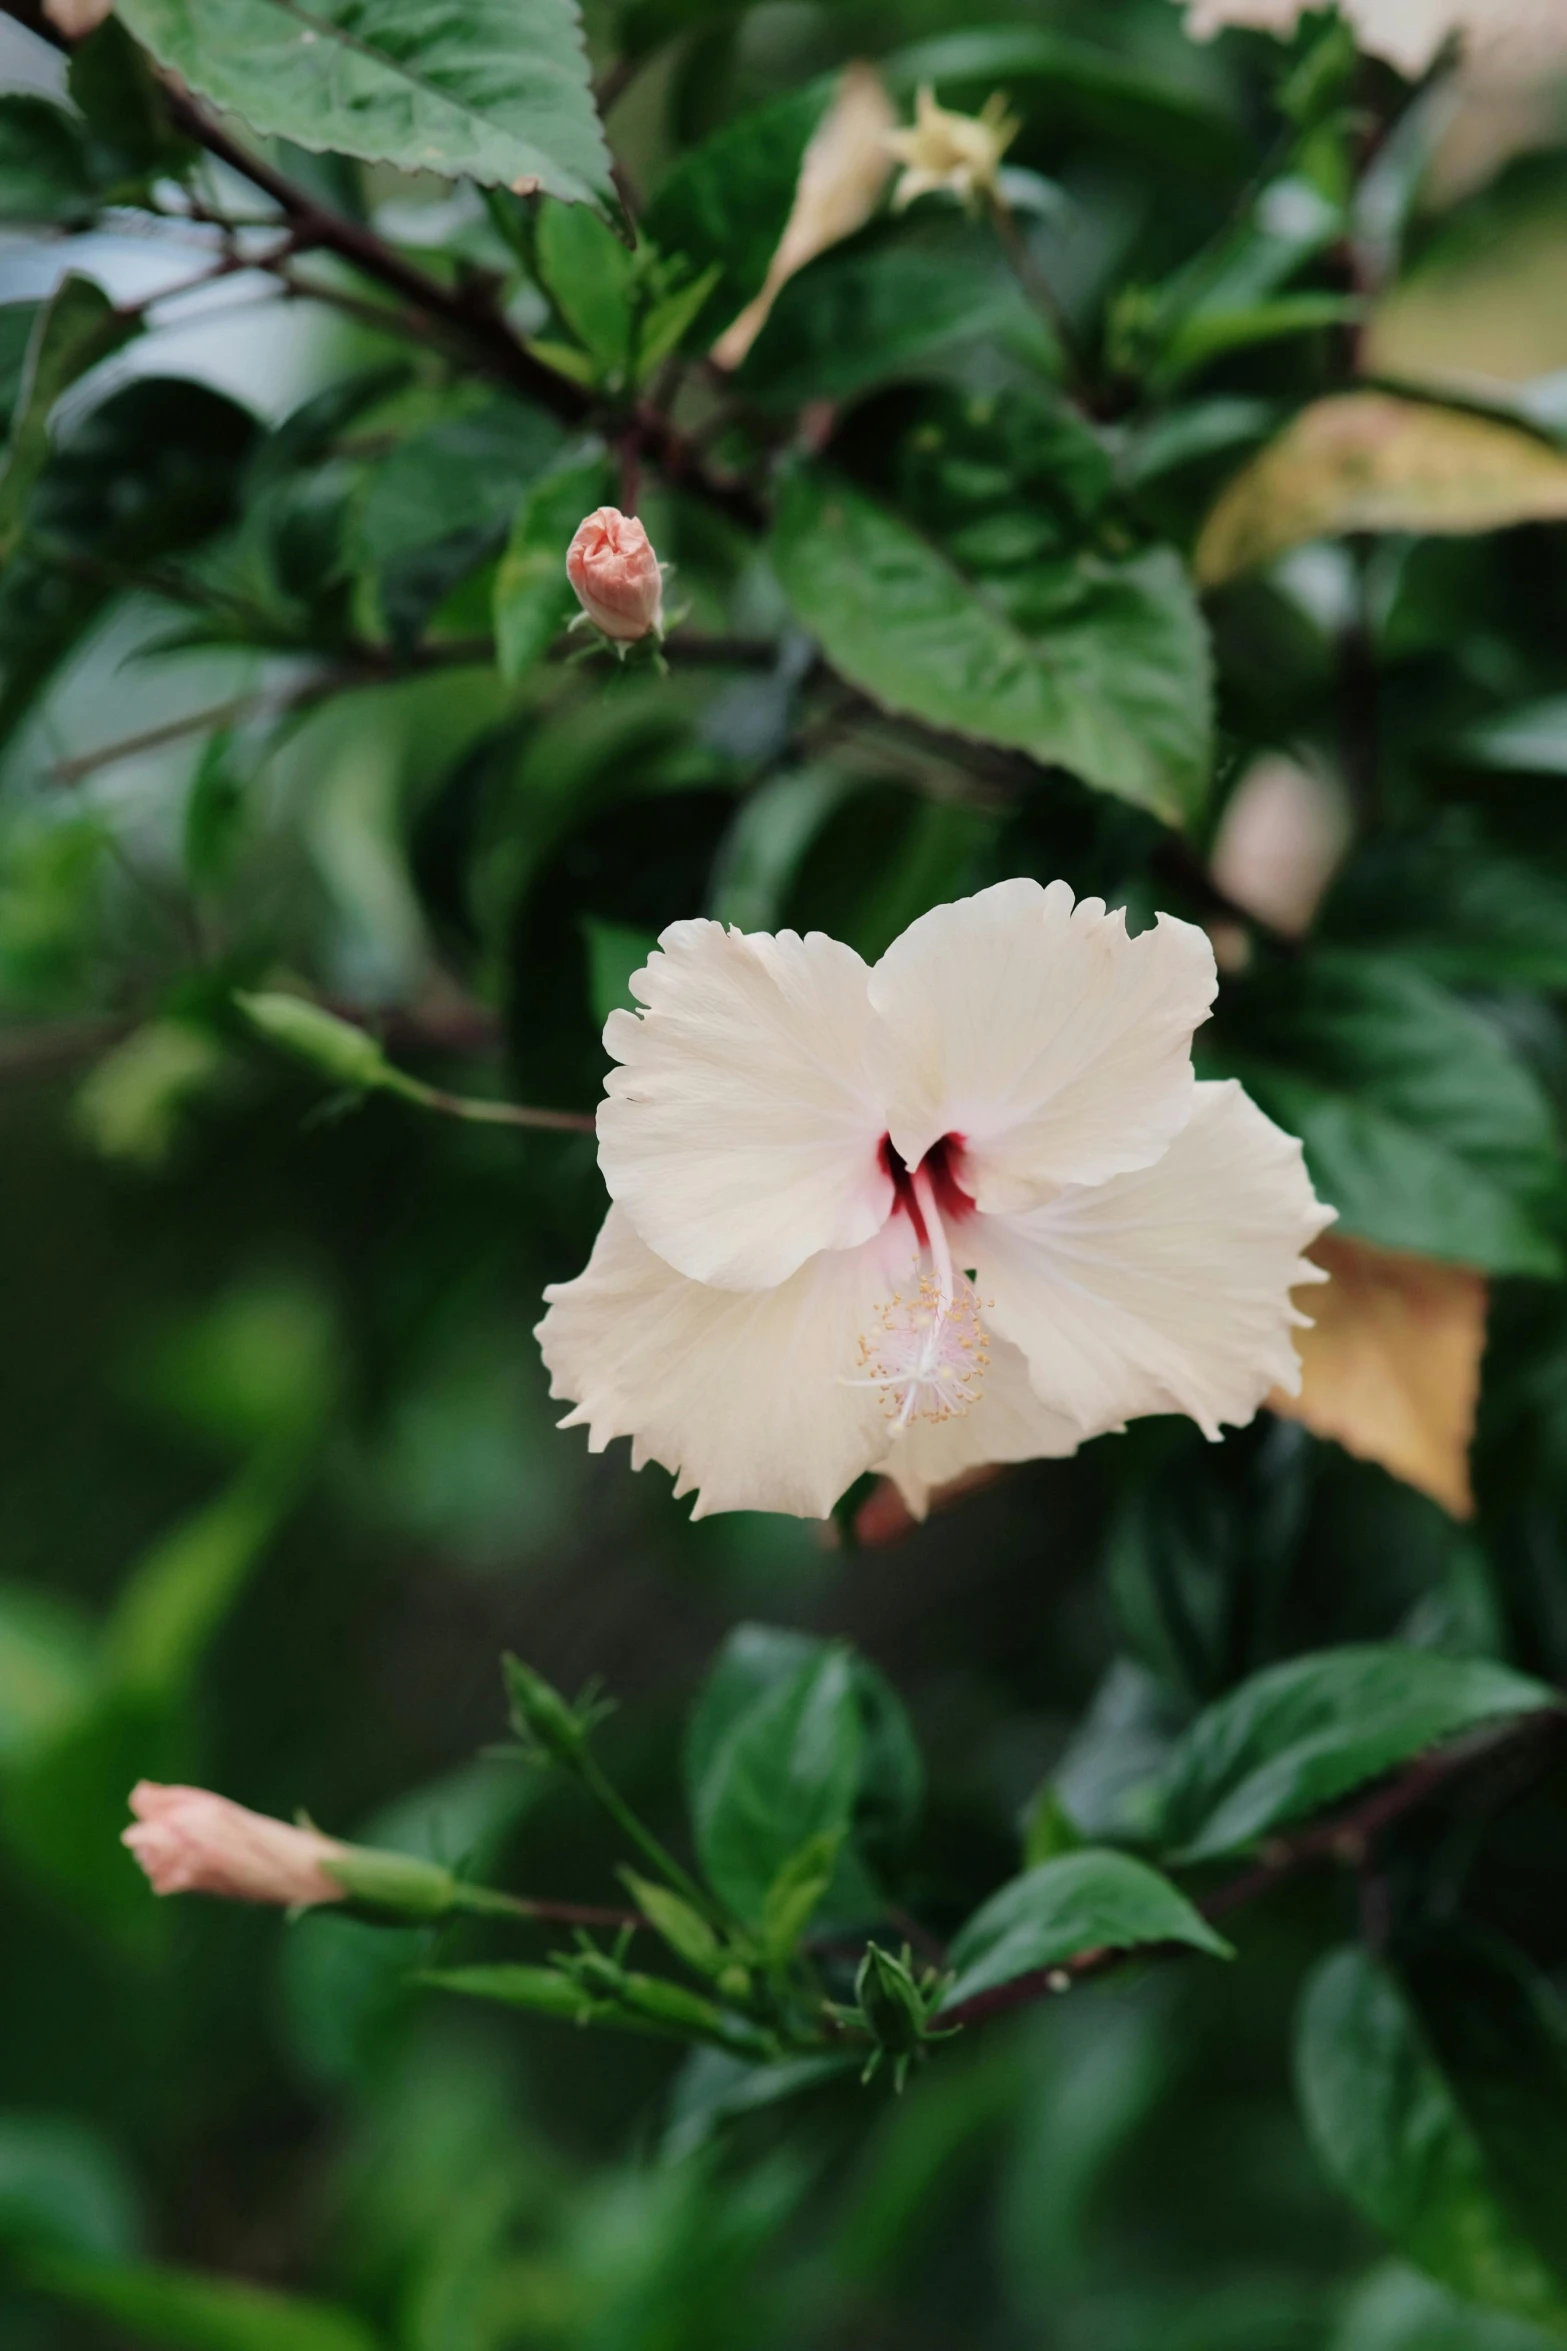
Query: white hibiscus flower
[
  {"left": 1177, "top": 0, "right": 1567, "bottom": 79},
  {"left": 537, "top": 880, "right": 1334, "bottom": 1521}
]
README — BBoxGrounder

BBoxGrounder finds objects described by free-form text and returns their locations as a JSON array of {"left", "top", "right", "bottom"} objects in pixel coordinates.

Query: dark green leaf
[
  {"left": 1152, "top": 293, "right": 1360, "bottom": 392},
  {"left": 1402, "top": 1932, "right": 1567, "bottom": 2296},
  {"left": 0, "top": 2117, "right": 140, "bottom": 2259},
  {"left": 1222, "top": 952, "right": 1565, "bottom": 1277},
  {"left": 644, "top": 83, "right": 830, "bottom": 348},
  {"left": 759, "top": 1828, "right": 845, "bottom": 1959},
  {"left": 738, "top": 218, "right": 1055, "bottom": 410},
  {"left": 1334, "top": 2264, "right": 1565, "bottom": 2351},
  {"left": 0, "top": 374, "right": 257, "bottom": 752},
  {"left": 536, "top": 200, "right": 635, "bottom": 377},
  {"left": 664, "top": 2047, "right": 859, "bottom": 2160},
  {"left": 23, "top": 2250, "right": 383, "bottom": 2351},
  {"left": 882, "top": 27, "right": 1247, "bottom": 177},
  {"left": 1458, "top": 696, "right": 1567, "bottom": 777},
  {"left": 114, "top": 0, "right": 613, "bottom": 209},
  {"left": 422, "top": 1962, "right": 592, "bottom": 2022},
  {"left": 0, "top": 1580, "right": 95, "bottom": 1768},
  {"left": 68, "top": 16, "right": 191, "bottom": 179},
  {"left": 690, "top": 1643, "right": 862, "bottom": 1923},
  {"left": 622, "top": 1873, "right": 724, "bottom": 1974},
  {"left": 0, "top": 274, "right": 138, "bottom": 563},
  {"left": 357, "top": 400, "right": 562, "bottom": 651},
  {"left": 1324, "top": 826, "right": 1567, "bottom": 992},
  {"left": 940, "top": 1850, "right": 1231, "bottom": 2013},
  {"left": 771, "top": 464, "right": 1211, "bottom": 825},
  {"left": 1160, "top": 1647, "right": 1553, "bottom": 1865},
  {"left": 687, "top": 1623, "right": 924, "bottom": 1884},
  {"left": 1297, "top": 1949, "right": 1567, "bottom": 2331},
  {"left": 0, "top": 96, "right": 101, "bottom": 226}
]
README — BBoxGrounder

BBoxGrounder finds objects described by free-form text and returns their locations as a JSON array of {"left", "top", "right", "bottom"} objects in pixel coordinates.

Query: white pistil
[{"left": 844, "top": 1164, "right": 990, "bottom": 1432}]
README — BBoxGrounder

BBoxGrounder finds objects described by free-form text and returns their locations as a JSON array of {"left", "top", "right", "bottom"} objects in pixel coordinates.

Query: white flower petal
[
  {"left": 598, "top": 919, "right": 892, "bottom": 1290},
  {"left": 537, "top": 1205, "right": 922, "bottom": 1520},
  {"left": 874, "top": 1330, "right": 1082, "bottom": 1519},
  {"left": 867, "top": 879, "right": 1217, "bottom": 1215},
  {"left": 971, "top": 1079, "right": 1335, "bottom": 1442}
]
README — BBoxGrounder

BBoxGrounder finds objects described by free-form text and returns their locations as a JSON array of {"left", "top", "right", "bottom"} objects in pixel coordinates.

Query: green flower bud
[
  {"left": 322, "top": 1844, "right": 463, "bottom": 1919},
  {"left": 856, "top": 1943, "right": 929, "bottom": 2057},
  {"left": 235, "top": 992, "right": 391, "bottom": 1092},
  {"left": 503, "top": 1653, "right": 613, "bottom": 1769}
]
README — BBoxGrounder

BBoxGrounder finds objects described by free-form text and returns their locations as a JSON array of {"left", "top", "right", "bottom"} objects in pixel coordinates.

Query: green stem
[
  {"left": 576, "top": 1750, "right": 720, "bottom": 1921},
  {"left": 379, "top": 1069, "right": 596, "bottom": 1136}
]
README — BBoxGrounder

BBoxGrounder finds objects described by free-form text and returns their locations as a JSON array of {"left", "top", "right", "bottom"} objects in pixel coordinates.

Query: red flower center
[{"left": 880, "top": 1133, "right": 973, "bottom": 1242}]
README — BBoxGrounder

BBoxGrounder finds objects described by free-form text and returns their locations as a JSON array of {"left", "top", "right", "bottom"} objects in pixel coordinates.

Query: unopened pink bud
[
  {"left": 566, "top": 507, "right": 665, "bottom": 642},
  {"left": 43, "top": 0, "right": 113, "bottom": 33},
  {"left": 123, "top": 1781, "right": 347, "bottom": 1908}
]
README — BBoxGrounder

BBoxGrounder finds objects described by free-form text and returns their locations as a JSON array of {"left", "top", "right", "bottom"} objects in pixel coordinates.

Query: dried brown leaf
[
  {"left": 1196, "top": 392, "right": 1567, "bottom": 585},
  {"left": 711, "top": 63, "right": 894, "bottom": 370},
  {"left": 1271, "top": 1234, "right": 1487, "bottom": 1519}
]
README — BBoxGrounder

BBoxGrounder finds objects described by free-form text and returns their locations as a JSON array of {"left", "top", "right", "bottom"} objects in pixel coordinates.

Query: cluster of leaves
[{"left": 2, "top": 0, "right": 1567, "bottom": 2346}]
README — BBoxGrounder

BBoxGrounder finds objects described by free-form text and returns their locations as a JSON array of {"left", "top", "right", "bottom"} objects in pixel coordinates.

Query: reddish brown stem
[{"left": 941, "top": 1711, "right": 1561, "bottom": 2034}]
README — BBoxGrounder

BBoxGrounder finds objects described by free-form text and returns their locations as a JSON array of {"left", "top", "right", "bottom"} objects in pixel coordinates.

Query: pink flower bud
[
  {"left": 123, "top": 1781, "right": 347, "bottom": 1908},
  {"left": 43, "top": 0, "right": 113, "bottom": 34},
  {"left": 565, "top": 507, "right": 665, "bottom": 642}
]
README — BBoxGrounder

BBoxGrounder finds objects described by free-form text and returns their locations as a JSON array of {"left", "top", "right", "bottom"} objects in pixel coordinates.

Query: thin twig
[
  {"left": 386, "top": 1073, "right": 596, "bottom": 1136},
  {"left": 941, "top": 1711, "right": 1562, "bottom": 2033},
  {"left": 986, "top": 192, "right": 1091, "bottom": 400}
]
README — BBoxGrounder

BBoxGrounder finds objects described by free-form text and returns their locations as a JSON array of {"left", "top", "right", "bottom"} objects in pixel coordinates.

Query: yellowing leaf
[
  {"left": 1196, "top": 392, "right": 1567, "bottom": 584},
  {"left": 711, "top": 63, "right": 894, "bottom": 369},
  {"left": 1271, "top": 1235, "right": 1487, "bottom": 1520}
]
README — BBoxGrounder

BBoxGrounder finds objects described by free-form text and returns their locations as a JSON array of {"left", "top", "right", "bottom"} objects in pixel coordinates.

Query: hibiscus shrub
[{"left": 4, "top": 0, "right": 1567, "bottom": 2347}]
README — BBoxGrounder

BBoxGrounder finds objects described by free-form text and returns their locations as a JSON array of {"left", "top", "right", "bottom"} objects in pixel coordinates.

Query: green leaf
[
  {"left": 759, "top": 1828, "right": 845, "bottom": 1960},
  {"left": 1323, "top": 827, "right": 1567, "bottom": 992},
  {"left": 770, "top": 464, "right": 1212, "bottom": 825},
  {"left": 1019, "top": 1783, "right": 1086, "bottom": 1870},
  {"left": 536, "top": 200, "right": 635, "bottom": 379},
  {"left": 1332, "top": 2265, "right": 1564, "bottom": 2351},
  {"left": 0, "top": 274, "right": 138, "bottom": 563},
  {"left": 1159, "top": 1647, "right": 1554, "bottom": 1866},
  {"left": 1401, "top": 1932, "right": 1567, "bottom": 2297},
  {"left": 940, "top": 1850, "right": 1231, "bottom": 2014},
  {"left": 1222, "top": 951, "right": 1565, "bottom": 1276},
  {"left": 68, "top": 16, "right": 191, "bottom": 179},
  {"left": 23, "top": 2251, "right": 383, "bottom": 2351},
  {"left": 1151, "top": 292, "right": 1360, "bottom": 393},
  {"left": 644, "top": 83, "right": 831, "bottom": 348},
  {"left": 423, "top": 1962, "right": 593, "bottom": 2023},
  {"left": 690, "top": 1643, "right": 862, "bottom": 1924},
  {"left": 114, "top": 0, "right": 613, "bottom": 210},
  {"left": 738, "top": 219, "right": 1055, "bottom": 410},
  {"left": 636, "top": 260, "right": 722, "bottom": 382},
  {"left": 882, "top": 26, "right": 1248, "bottom": 178},
  {"left": 664, "top": 2047, "right": 859, "bottom": 2160},
  {"left": 0, "top": 2116, "right": 140, "bottom": 2259},
  {"left": 427, "top": 1963, "right": 769, "bottom": 2054},
  {"left": 1297, "top": 1949, "right": 1567, "bottom": 2332},
  {"left": 357, "top": 399, "right": 563, "bottom": 651},
  {"left": 622, "top": 1873, "right": 724, "bottom": 1974},
  {"left": 0, "top": 96, "right": 102, "bottom": 226},
  {"left": 582, "top": 915, "right": 657, "bottom": 1026},
  {"left": 493, "top": 445, "right": 611, "bottom": 680},
  {"left": 686, "top": 1623, "right": 924, "bottom": 1898},
  {"left": 0, "top": 1581, "right": 96, "bottom": 1768},
  {"left": 0, "top": 374, "right": 257, "bottom": 752},
  {"left": 1458, "top": 696, "right": 1567, "bottom": 777},
  {"left": 102, "top": 1453, "right": 306, "bottom": 1705}
]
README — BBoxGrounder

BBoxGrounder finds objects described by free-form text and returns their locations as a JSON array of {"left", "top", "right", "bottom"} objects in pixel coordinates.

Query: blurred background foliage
[{"left": 2, "top": 0, "right": 1567, "bottom": 2345}]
